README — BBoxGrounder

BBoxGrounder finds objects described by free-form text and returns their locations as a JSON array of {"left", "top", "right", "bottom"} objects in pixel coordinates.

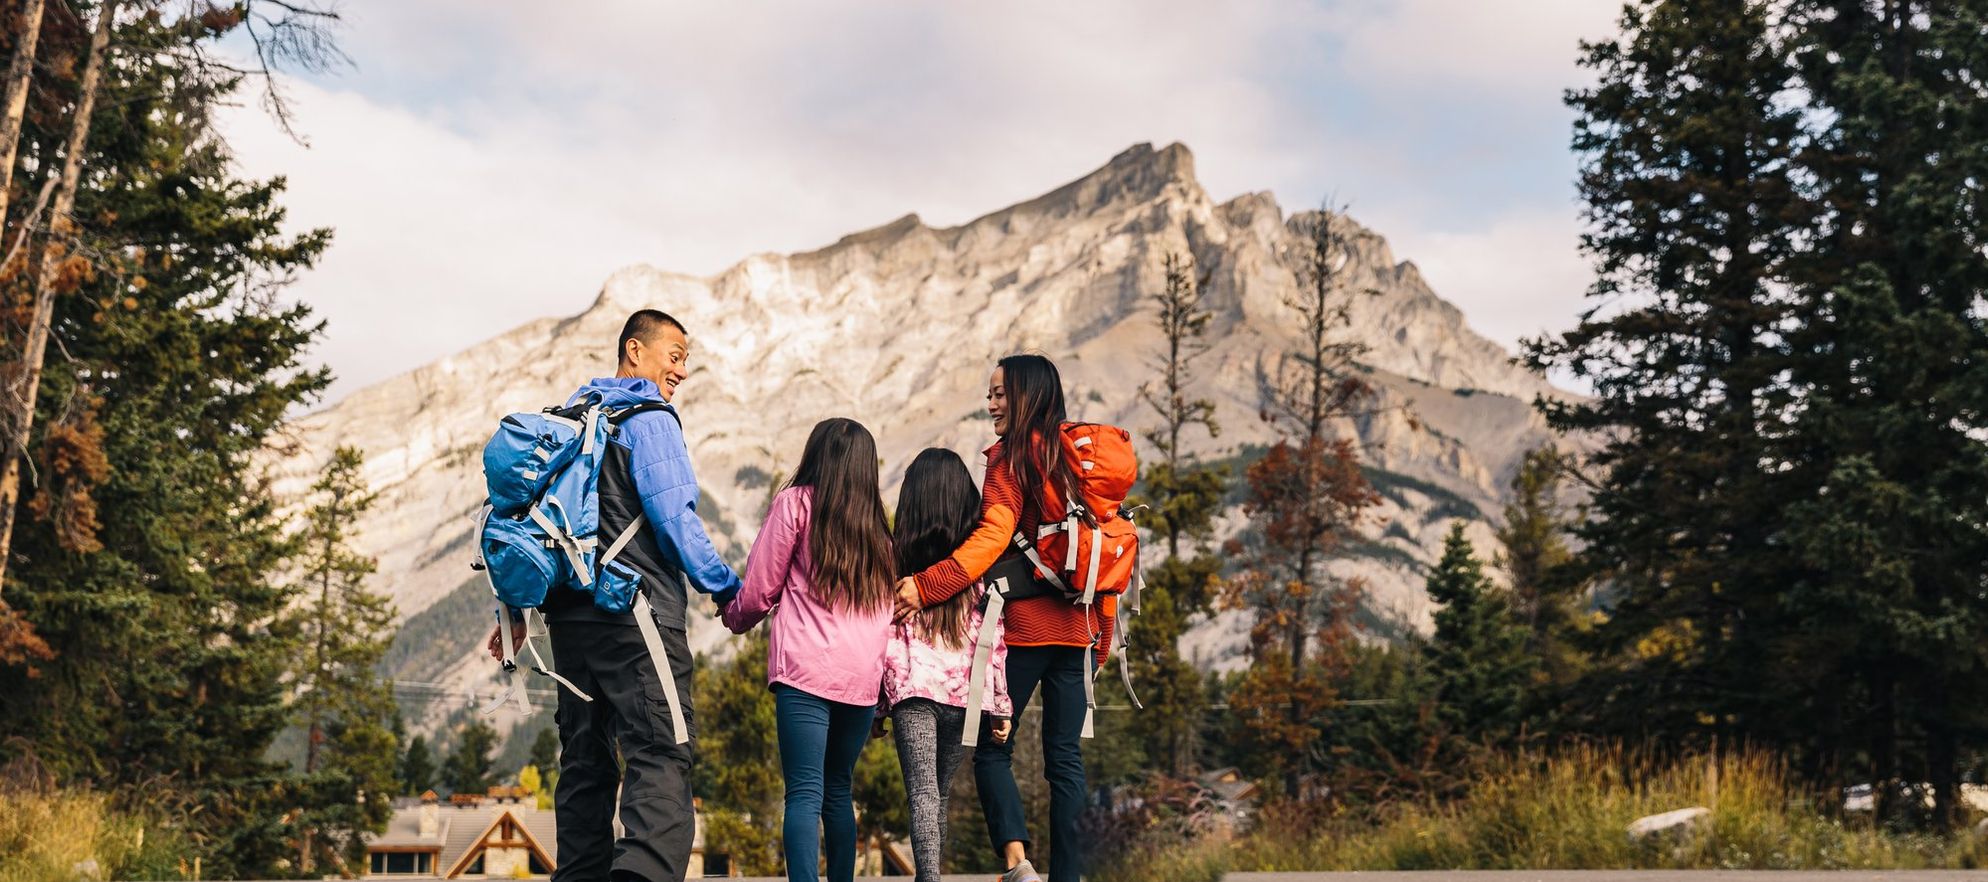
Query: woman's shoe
[{"left": 998, "top": 858, "right": 1042, "bottom": 882}]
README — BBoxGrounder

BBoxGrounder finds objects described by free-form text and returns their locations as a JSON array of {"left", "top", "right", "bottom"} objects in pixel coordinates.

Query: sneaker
[{"left": 998, "top": 859, "right": 1041, "bottom": 882}]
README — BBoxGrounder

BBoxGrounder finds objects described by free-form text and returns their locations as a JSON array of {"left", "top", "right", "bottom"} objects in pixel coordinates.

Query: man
[{"left": 489, "top": 309, "right": 740, "bottom": 882}]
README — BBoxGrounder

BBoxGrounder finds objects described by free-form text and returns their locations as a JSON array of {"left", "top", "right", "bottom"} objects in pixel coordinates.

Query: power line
[{"left": 389, "top": 679, "right": 1403, "bottom": 716}]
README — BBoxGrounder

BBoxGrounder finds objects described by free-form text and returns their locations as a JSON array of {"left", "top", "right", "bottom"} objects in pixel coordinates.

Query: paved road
[
  {"left": 1226, "top": 874, "right": 1988, "bottom": 882},
  {"left": 727, "top": 874, "right": 1988, "bottom": 882}
]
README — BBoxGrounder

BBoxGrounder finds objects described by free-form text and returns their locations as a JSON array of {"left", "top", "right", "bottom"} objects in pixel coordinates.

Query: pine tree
[
  {"left": 528, "top": 726, "right": 559, "bottom": 774},
  {"left": 443, "top": 720, "right": 498, "bottom": 795},
  {"left": 1779, "top": 0, "right": 1988, "bottom": 827},
  {"left": 1129, "top": 251, "right": 1226, "bottom": 776},
  {"left": 1530, "top": 0, "right": 1810, "bottom": 752},
  {"left": 292, "top": 446, "right": 398, "bottom": 873},
  {"left": 1494, "top": 446, "right": 1582, "bottom": 692},
  {"left": 1225, "top": 208, "right": 1382, "bottom": 797},
  {"left": 0, "top": 9, "right": 337, "bottom": 877},
  {"left": 401, "top": 735, "right": 437, "bottom": 796},
  {"left": 1325, "top": 640, "right": 1448, "bottom": 801},
  {"left": 1423, "top": 523, "right": 1536, "bottom": 749},
  {"left": 692, "top": 631, "right": 781, "bottom": 875}
]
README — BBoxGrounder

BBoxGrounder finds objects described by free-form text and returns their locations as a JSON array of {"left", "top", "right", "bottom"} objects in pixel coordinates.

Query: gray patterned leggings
[{"left": 890, "top": 698, "right": 969, "bottom": 882}]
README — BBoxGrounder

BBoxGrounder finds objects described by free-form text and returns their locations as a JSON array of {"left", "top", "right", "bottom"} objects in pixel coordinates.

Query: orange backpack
[
  {"left": 965, "top": 422, "right": 1147, "bottom": 748},
  {"left": 1012, "top": 422, "right": 1142, "bottom": 604}
]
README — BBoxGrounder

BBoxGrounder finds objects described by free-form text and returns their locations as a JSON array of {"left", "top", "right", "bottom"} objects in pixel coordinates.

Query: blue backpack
[{"left": 471, "top": 393, "right": 689, "bottom": 741}]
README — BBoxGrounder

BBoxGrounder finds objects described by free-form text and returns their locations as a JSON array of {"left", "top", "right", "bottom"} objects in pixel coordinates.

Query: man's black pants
[{"left": 548, "top": 619, "right": 696, "bottom": 882}]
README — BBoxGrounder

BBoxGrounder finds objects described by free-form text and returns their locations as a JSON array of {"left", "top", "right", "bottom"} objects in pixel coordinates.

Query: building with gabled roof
[
  {"left": 365, "top": 788, "right": 739, "bottom": 878},
  {"left": 364, "top": 790, "right": 553, "bottom": 879}
]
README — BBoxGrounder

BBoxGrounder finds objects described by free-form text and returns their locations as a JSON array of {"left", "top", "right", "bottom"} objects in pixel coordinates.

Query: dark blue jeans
[
  {"left": 974, "top": 644, "right": 1089, "bottom": 881},
  {"left": 773, "top": 684, "right": 874, "bottom": 882}
]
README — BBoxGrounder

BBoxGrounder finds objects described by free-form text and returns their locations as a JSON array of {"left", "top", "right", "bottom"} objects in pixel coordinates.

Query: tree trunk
[
  {"left": 0, "top": 0, "right": 47, "bottom": 228},
  {"left": 1928, "top": 685, "right": 1957, "bottom": 830},
  {"left": 1871, "top": 665, "right": 1898, "bottom": 824},
  {"left": 0, "top": 0, "right": 115, "bottom": 591}
]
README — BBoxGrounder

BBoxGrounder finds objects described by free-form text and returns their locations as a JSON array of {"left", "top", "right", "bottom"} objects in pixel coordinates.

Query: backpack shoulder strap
[
  {"left": 593, "top": 401, "right": 679, "bottom": 567},
  {"left": 606, "top": 401, "right": 680, "bottom": 427}
]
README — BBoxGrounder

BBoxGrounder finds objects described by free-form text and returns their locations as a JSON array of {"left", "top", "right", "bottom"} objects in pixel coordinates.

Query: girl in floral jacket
[{"left": 880, "top": 448, "right": 1012, "bottom": 882}]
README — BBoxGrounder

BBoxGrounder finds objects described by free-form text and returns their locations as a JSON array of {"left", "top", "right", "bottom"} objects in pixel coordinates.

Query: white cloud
[
  {"left": 218, "top": 0, "right": 1604, "bottom": 403},
  {"left": 1331, "top": 0, "right": 1621, "bottom": 94},
  {"left": 1388, "top": 208, "right": 1593, "bottom": 355}
]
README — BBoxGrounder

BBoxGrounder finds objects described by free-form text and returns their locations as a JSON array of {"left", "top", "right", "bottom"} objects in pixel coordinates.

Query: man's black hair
[{"left": 617, "top": 309, "right": 686, "bottom": 365}]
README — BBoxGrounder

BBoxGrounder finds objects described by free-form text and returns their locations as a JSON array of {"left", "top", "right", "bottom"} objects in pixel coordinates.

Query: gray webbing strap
[
  {"left": 580, "top": 406, "right": 603, "bottom": 457},
  {"left": 528, "top": 502, "right": 593, "bottom": 588},
  {"left": 1118, "top": 505, "right": 1149, "bottom": 710},
  {"left": 1062, "top": 514, "right": 1080, "bottom": 571},
  {"left": 521, "top": 609, "right": 592, "bottom": 702},
  {"left": 1080, "top": 524, "right": 1104, "bottom": 604},
  {"left": 485, "top": 604, "right": 528, "bottom": 716},
  {"left": 600, "top": 515, "right": 644, "bottom": 567},
  {"left": 1016, "top": 539, "right": 1070, "bottom": 594},
  {"left": 1081, "top": 628, "right": 1098, "bottom": 739},
  {"left": 632, "top": 593, "right": 690, "bottom": 744},
  {"left": 474, "top": 504, "right": 530, "bottom": 716},
  {"left": 1118, "top": 558, "right": 1144, "bottom": 709},
  {"left": 961, "top": 582, "right": 1008, "bottom": 748}
]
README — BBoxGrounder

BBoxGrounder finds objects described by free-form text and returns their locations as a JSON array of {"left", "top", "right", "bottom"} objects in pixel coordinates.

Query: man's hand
[
  {"left": 892, "top": 577, "right": 921, "bottom": 623},
  {"left": 486, "top": 617, "right": 527, "bottom": 661},
  {"left": 991, "top": 718, "right": 1012, "bottom": 744}
]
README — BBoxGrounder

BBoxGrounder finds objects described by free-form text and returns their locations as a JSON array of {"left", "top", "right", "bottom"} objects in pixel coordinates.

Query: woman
[
  {"left": 723, "top": 417, "right": 897, "bottom": 882},
  {"left": 892, "top": 354, "right": 1109, "bottom": 882},
  {"left": 880, "top": 448, "right": 1014, "bottom": 882}
]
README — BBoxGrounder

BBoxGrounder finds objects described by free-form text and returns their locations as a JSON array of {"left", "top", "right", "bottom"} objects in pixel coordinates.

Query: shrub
[{"left": 0, "top": 786, "right": 193, "bottom": 882}]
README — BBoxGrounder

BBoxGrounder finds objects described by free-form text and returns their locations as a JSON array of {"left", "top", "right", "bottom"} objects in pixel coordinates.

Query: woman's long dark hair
[
  {"left": 893, "top": 448, "right": 981, "bottom": 649},
  {"left": 787, "top": 418, "right": 894, "bottom": 613},
  {"left": 997, "top": 353, "right": 1091, "bottom": 526}
]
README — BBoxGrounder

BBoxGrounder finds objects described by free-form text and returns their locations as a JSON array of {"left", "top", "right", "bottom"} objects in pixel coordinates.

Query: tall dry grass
[
  {"left": 0, "top": 787, "right": 189, "bottom": 882},
  {"left": 1101, "top": 744, "right": 1988, "bottom": 882}
]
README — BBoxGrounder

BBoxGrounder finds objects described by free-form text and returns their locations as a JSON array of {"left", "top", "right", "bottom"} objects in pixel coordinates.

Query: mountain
[{"left": 267, "top": 142, "right": 1567, "bottom": 739}]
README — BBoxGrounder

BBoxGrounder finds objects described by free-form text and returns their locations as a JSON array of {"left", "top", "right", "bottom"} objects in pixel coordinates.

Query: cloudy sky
[{"left": 218, "top": 0, "right": 1621, "bottom": 403}]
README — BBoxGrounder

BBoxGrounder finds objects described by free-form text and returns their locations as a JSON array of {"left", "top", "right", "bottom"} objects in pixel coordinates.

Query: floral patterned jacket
[{"left": 879, "top": 581, "right": 1012, "bottom": 719}]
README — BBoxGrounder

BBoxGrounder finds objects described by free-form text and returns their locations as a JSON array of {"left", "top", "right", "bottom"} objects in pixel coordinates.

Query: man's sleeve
[{"left": 626, "top": 412, "right": 743, "bottom": 604}]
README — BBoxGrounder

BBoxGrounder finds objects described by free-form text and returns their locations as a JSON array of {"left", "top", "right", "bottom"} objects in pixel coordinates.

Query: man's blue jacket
[{"left": 539, "top": 376, "right": 740, "bottom": 628}]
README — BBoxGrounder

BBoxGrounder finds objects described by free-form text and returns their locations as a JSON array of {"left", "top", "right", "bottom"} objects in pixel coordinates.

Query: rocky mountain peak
[{"left": 271, "top": 143, "right": 1569, "bottom": 737}]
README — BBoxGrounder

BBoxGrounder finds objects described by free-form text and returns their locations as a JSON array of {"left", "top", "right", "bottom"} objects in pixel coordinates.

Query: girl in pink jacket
[
  {"left": 721, "top": 418, "right": 896, "bottom": 882},
  {"left": 881, "top": 448, "right": 1012, "bottom": 882}
]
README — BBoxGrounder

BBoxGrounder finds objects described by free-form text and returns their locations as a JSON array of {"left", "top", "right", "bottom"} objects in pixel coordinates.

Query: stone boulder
[{"left": 1627, "top": 806, "right": 1712, "bottom": 845}]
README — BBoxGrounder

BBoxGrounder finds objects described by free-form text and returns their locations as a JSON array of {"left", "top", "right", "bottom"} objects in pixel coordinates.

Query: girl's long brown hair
[
  {"left": 997, "top": 354, "right": 1091, "bottom": 526},
  {"left": 788, "top": 418, "right": 894, "bottom": 612},
  {"left": 892, "top": 448, "right": 981, "bottom": 649}
]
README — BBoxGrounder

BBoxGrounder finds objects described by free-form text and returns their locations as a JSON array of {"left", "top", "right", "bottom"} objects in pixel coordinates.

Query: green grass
[
  {"left": 1102, "top": 745, "right": 1988, "bottom": 882},
  {"left": 0, "top": 788, "right": 193, "bottom": 882}
]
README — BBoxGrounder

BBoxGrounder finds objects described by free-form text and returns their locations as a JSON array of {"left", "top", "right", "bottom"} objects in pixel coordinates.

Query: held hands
[
  {"left": 891, "top": 577, "right": 921, "bottom": 623},
  {"left": 991, "top": 717, "right": 1012, "bottom": 745}
]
